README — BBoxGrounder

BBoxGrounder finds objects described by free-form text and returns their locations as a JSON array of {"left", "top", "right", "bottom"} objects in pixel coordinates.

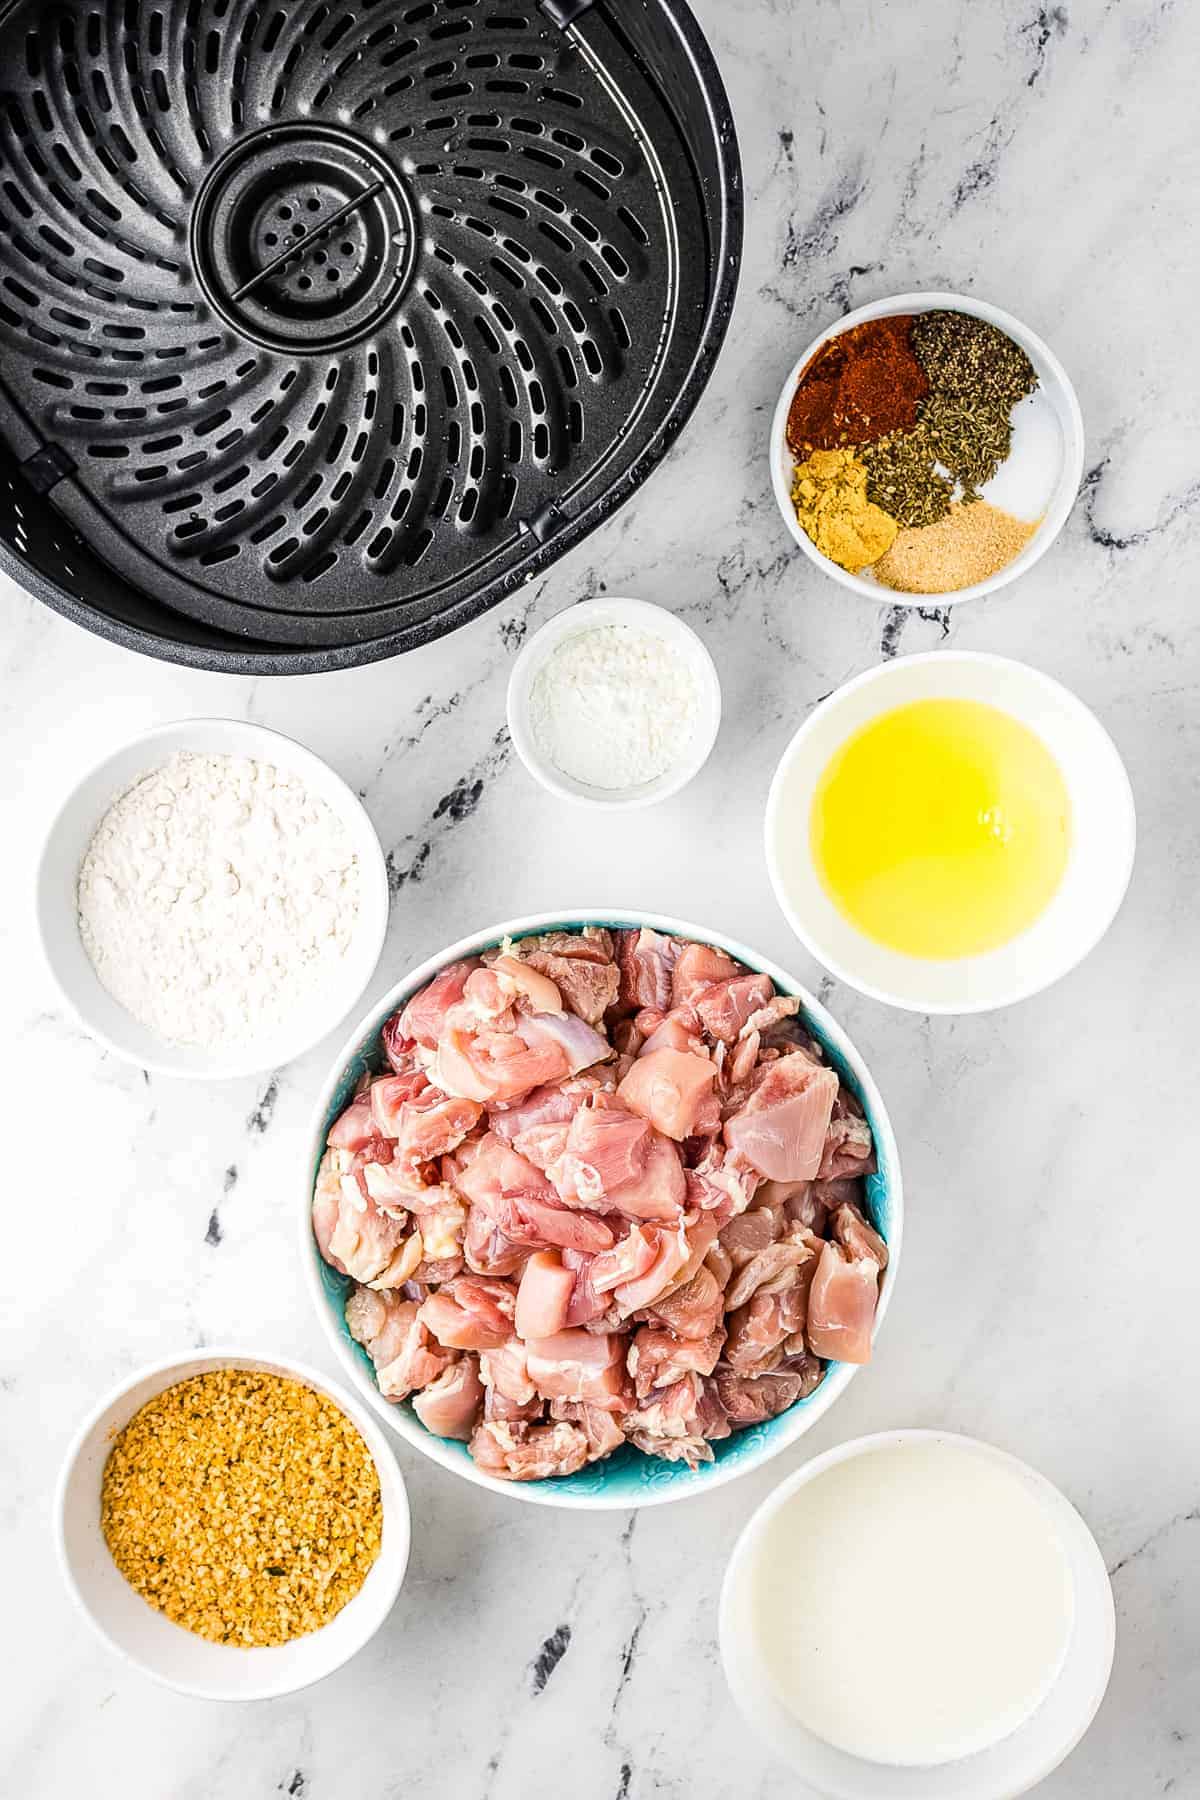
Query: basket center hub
[{"left": 191, "top": 125, "right": 416, "bottom": 354}]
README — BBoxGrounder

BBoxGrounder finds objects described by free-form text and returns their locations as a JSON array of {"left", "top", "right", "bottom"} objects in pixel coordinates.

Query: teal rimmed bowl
[{"left": 302, "top": 911, "right": 903, "bottom": 1508}]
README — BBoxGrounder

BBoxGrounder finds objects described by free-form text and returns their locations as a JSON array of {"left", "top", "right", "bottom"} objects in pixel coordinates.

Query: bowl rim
[
  {"left": 718, "top": 1428, "right": 1116, "bottom": 1796},
  {"left": 765, "top": 651, "right": 1137, "bottom": 1014},
  {"left": 769, "top": 288, "right": 1086, "bottom": 608},
  {"left": 301, "top": 908, "right": 903, "bottom": 1508},
  {"left": 34, "top": 716, "right": 391, "bottom": 1080},
  {"left": 505, "top": 597, "right": 723, "bottom": 810},
  {"left": 54, "top": 1345, "right": 411, "bottom": 1701}
]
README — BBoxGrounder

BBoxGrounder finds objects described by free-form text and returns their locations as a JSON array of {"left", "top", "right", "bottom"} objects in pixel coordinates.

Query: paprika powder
[{"left": 786, "top": 315, "right": 928, "bottom": 454}]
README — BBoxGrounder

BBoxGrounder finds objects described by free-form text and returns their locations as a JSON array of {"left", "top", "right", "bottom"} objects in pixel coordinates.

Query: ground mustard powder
[{"left": 791, "top": 447, "right": 899, "bottom": 573}]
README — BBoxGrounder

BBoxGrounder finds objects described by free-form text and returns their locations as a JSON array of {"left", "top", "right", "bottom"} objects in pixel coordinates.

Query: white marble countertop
[{"left": 4, "top": 0, "right": 1199, "bottom": 1793}]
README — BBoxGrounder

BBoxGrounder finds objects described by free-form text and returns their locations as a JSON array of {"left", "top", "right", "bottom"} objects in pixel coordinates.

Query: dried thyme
[
  {"left": 861, "top": 422, "right": 955, "bottom": 528},
  {"left": 100, "top": 1368, "right": 382, "bottom": 1647}
]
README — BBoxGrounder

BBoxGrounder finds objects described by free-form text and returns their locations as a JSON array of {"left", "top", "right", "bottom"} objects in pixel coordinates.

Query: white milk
[{"left": 748, "top": 1438, "right": 1076, "bottom": 1767}]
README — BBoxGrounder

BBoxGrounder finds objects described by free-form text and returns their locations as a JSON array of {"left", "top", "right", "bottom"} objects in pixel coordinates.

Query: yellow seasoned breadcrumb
[{"left": 100, "top": 1368, "right": 382, "bottom": 1647}]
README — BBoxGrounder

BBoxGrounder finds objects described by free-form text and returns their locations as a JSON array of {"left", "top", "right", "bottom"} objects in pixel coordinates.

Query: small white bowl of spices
[
  {"left": 507, "top": 596, "right": 722, "bottom": 808},
  {"left": 771, "top": 291, "right": 1085, "bottom": 606},
  {"left": 55, "top": 1351, "right": 410, "bottom": 1700},
  {"left": 35, "top": 717, "right": 390, "bottom": 1080}
]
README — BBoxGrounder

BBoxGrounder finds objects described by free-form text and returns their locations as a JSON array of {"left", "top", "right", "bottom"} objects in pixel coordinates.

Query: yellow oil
[{"left": 811, "top": 698, "right": 1071, "bottom": 960}]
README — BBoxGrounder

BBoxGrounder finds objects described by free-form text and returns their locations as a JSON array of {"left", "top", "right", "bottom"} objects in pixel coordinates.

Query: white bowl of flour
[
  {"left": 36, "top": 719, "right": 390, "bottom": 1079},
  {"left": 507, "top": 596, "right": 722, "bottom": 807}
]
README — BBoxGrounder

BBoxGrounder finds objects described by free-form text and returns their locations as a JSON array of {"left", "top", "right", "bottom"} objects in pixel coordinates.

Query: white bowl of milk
[{"left": 719, "top": 1432, "right": 1115, "bottom": 1798}]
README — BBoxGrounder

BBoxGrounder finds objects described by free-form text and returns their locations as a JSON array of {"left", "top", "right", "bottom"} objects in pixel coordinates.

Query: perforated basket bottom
[{"left": 0, "top": 0, "right": 714, "bottom": 647}]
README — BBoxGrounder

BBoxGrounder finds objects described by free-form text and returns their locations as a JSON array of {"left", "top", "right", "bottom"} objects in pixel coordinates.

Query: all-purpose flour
[
  {"left": 528, "top": 622, "right": 700, "bottom": 790},
  {"left": 77, "top": 750, "right": 361, "bottom": 1050}
]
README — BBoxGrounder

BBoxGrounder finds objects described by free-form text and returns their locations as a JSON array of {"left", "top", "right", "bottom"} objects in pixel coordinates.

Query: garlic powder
[
  {"left": 77, "top": 749, "right": 361, "bottom": 1050},
  {"left": 528, "top": 622, "right": 700, "bottom": 790}
]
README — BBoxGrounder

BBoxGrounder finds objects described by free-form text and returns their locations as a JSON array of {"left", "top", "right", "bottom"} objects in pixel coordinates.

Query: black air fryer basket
[{"left": 0, "top": 0, "right": 741, "bottom": 671}]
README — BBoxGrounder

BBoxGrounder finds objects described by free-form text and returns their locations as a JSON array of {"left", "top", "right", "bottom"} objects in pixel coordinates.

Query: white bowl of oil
[{"left": 765, "top": 653, "right": 1135, "bottom": 1013}]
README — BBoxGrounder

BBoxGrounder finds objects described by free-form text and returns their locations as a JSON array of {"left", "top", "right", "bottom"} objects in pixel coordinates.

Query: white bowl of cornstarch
[
  {"left": 36, "top": 718, "right": 390, "bottom": 1080},
  {"left": 506, "top": 596, "right": 722, "bottom": 808}
]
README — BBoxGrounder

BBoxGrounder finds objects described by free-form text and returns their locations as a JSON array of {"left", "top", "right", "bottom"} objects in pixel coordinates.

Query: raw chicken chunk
[
  {"left": 412, "top": 1357, "right": 484, "bottom": 1440},
  {"left": 724, "top": 1057, "right": 840, "bottom": 1182}
]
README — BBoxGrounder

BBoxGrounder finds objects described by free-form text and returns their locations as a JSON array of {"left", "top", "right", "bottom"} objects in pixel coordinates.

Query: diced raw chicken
[
  {"left": 515, "top": 1250, "right": 576, "bottom": 1340},
  {"left": 370, "top": 1072, "right": 484, "bottom": 1167},
  {"left": 551, "top": 1101, "right": 686, "bottom": 1223},
  {"left": 725, "top": 1283, "right": 806, "bottom": 1376},
  {"left": 832, "top": 1201, "right": 889, "bottom": 1270},
  {"left": 722, "top": 1235, "right": 822, "bottom": 1375},
  {"left": 622, "top": 1373, "right": 714, "bottom": 1467},
  {"left": 645, "top": 1265, "right": 726, "bottom": 1341},
  {"left": 638, "top": 1008, "right": 707, "bottom": 1057},
  {"left": 312, "top": 1150, "right": 423, "bottom": 1289},
  {"left": 615, "top": 927, "right": 680, "bottom": 1013},
  {"left": 409, "top": 1188, "right": 468, "bottom": 1264},
  {"left": 470, "top": 1419, "right": 589, "bottom": 1481},
  {"left": 694, "top": 974, "right": 775, "bottom": 1043},
  {"left": 411, "top": 1356, "right": 484, "bottom": 1440},
  {"left": 549, "top": 1096, "right": 650, "bottom": 1207},
  {"left": 718, "top": 1204, "right": 782, "bottom": 1271},
  {"left": 463, "top": 1204, "right": 529, "bottom": 1277},
  {"left": 524, "top": 1329, "right": 631, "bottom": 1412},
  {"left": 606, "top": 1129, "right": 688, "bottom": 1223},
  {"left": 517, "top": 1011, "right": 612, "bottom": 1076},
  {"left": 591, "top": 1219, "right": 685, "bottom": 1301},
  {"left": 561, "top": 1249, "right": 609, "bottom": 1327},
  {"left": 398, "top": 959, "right": 480, "bottom": 1048},
  {"left": 514, "top": 1120, "right": 574, "bottom": 1173},
  {"left": 548, "top": 1399, "right": 625, "bottom": 1461},
  {"left": 431, "top": 1024, "right": 570, "bottom": 1105},
  {"left": 453, "top": 1132, "right": 558, "bottom": 1214},
  {"left": 726, "top": 1029, "right": 761, "bottom": 1090},
  {"left": 488, "top": 1077, "right": 602, "bottom": 1143},
  {"left": 456, "top": 1137, "right": 618, "bottom": 1255},
  {"left": 740, "top": 994, "right": 803, "bottom": 1047},
  {"left": 818, "top": 1098, "right": 876, "bottom": 1180},
  {"left": 490, "top": 1192, "right": 617, "bottom": 1255},
  {"left": 704, "top": 1241, "right": 734, "bottom": 1290},
  {"left": 812, "top": 1175, "right": 865, "bottom": 1211},
  {"left": 419, "top": 1275, "right": 516, "bottom": 1351},
  {"left": 724, "top": 1056, "right": 840, "bottom": 1181},
  {"left": 670, "top": 940, "right": 743, "bottom": 1007},
  {"left": 617, "top": 1047, "right": 718, "bottom": 1141},
  {"left": 514, "top": 933, "right": 620, "bottom": 1025},
  {"left": 323, "top": 929, "right": 889, "bottom": 1480},
  {"left": 381, "top": 1009, "right": 416, "bottom": 1074},
  {"left": 360, "top": 1154, "right": 429, "bottom": 1213},
  {"left": 344, "top": 1285, "right": 411, "bottom": 1368},
  {"left": 686, "top": 1143, "right": 762, "bottom": 1222},
  {"left": 488, "top": 953, "right": 564, "bottom": 1015},
  {"left": 805, "top": 1240, "right": 882, "bottom": 1363},
  {"left": 714, "top": 1365, "right": 818, "bottom": 1424},
  {"left": 485, "top": 1386, "right": 543, "bottom": 1425},
  {"left": 327, "top": 1093, "right": 380, "bottom": 1153},
  {"left": 628, "top": 1324, "right": 724, "bottom": 1398},
  {"left": 479, "top": 1336, "right": 538, "bottom": 1406},
  {"left": 367, "top": 1069, "right": 425, "bottom": 1135},
  {"left": 611, "top": 1223, "right": 692, "bottom": 1315},
  {"left": 524, "top": 928, "right": 615, "bottom": 963},
  {"left": 724, "top": 1238, "right": 819, "bottom": 1312},
  {"left": 345, "top": 1287, "right": 456, "bottom": 1401}
]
